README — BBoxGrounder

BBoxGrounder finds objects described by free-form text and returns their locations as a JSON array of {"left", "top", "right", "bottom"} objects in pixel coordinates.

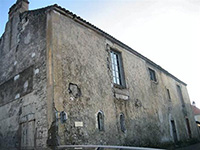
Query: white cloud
[{"left": 89, "top": 0, "right": 200, "bottom": 107}]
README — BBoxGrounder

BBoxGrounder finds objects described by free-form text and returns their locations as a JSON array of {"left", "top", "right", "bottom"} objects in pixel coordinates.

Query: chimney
[
  {"left": 8, "top": 0, "right": 29, "bottom": 19},
  {"left": 192, "top": 101, "right": 196, "bottom": 107}
]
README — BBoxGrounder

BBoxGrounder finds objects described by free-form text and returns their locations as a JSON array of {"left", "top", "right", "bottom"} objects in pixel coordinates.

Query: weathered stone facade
[
  {"left": 0, "top": 1, "right": 48, "bottom": 149},
  {"left": 0, "top": 0, "right": 199, "bottom": 149}
]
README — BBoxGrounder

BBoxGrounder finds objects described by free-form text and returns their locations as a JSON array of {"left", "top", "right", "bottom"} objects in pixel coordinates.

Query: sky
[{"left": 0, "top": 0, "right": 200, "bottom": 107}]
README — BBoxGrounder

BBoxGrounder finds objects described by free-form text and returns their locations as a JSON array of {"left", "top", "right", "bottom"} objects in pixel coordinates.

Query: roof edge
[{"left": 47, "top": 4, "right": 187, "bottom": 86}]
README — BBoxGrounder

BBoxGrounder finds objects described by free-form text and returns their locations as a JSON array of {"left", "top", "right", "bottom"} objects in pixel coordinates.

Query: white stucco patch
[
  {"left": 24, "top": 32, "right": 31, "bottom": 44},
  {"left": 75, "top": 121, "right": 83, "bottom": 127},
  {"left": 15, "top": 93, "right": 20, "bottom": 99},
  {"left": 115, "top": 93, "right": 129, "bottom": 100},
  {"left": 24, "top": 81, "right": 28, "bottom": 91},
  {"left": 14, "top": 61, "right": 17, "bottom": 66},
  {"left": 31, "top": 53, "right": 35, "bottom": 58},
  {"left": 14, "top": 74, "right": 20, "bottom": 81},
  {"left": 70, "top": 97, "right": 74, "bottom": 101},
  {"left": 34, "top": 68, "right": 39, "bottom": 75}
]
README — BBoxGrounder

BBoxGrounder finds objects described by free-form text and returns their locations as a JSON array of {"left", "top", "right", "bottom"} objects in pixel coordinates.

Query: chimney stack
[
  {"left": 8, "top": 0, "right": 29, "bottom": 19},
  {"left": 192, "top": 101, "right": 196, "bottom": 107}
]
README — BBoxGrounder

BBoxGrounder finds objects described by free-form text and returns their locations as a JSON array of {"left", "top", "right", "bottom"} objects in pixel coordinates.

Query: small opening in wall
[
  {"left": 185, "top": 118, "right": 192, "bottom": 139},
  {"left": 60, "top": 111, "right": 67, "bottom": 123},
  {"left": 148, "top": 68, "right": 157, "bottom": 82},
  {"left": 25, "top": 17, "right": 28, "bottom": 22},
  {"left": 97, "top": 111, "right": 104, "bottom": 131},
  {"left": 120, "top": 113, "right": 126, "bottom": 132},
  {"left": 167, "top": 88, "right": 171, "bottom": 101}
]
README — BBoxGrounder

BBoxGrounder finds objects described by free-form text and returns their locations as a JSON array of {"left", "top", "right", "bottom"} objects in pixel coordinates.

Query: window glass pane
[
  {"left": 116, "top": 72, "right": 119, "bottom": 78},
  {"left": 114, "top": 58, "right": 117, "bottom": 65},
  {"left": 111, "top": 57, "right": 114, "bottom": 64},
  {"left": 115, "top": 66, "right": 118, "bottom": 72},
  {"left": 112, "top": 71, "right": 116, "bottom": 76},
  {"left": 113, "top": 77, "right": 116, "bottom": 84},
  {"left": 116, "top": 78, "right": 120, "bottom": 84},
  {"left": 113, "top": 54, "right": 117, "bottom": 59},
  {"left": 110, "top": 50, "right": 124, "bottom": 86},
  {"left": 149, "top": 68, "right": 156, "bottom": 82},
  {"left": 112, "top": 63, "right": 115, "bottom": 70}
]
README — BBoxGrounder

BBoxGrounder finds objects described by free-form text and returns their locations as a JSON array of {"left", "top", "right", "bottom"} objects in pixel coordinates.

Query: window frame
[
  {"left": 110, "top": 49, "right": 126, "bottom": 88},
  {"left": 166, "top": 88, "right": 171, "bottom": 101},
  {"left": 148, "top": 68, "right": 157, "bottom": 82},
  {"left": 97, "top": 111, "right": 104, "bottom": 131}
]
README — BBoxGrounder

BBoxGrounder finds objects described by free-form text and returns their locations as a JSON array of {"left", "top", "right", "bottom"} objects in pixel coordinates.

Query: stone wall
[
  {"left": 48, "top": 8, "right": 199, "bottom": 148},
  {"left": 0, "top": 8, "right": 49, "bottom": 150},
  {"left": 0, "top": 3, "right": 199, "bottom": 149}
]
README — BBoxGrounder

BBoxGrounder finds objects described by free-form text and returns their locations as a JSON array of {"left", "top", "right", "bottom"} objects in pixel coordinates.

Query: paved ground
[{"left": 176, "top": 142, "right": 200, "bottom": 150}]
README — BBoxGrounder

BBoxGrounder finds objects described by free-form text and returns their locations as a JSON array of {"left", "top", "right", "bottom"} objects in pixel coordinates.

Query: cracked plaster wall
[
  {"left": 0, "top": 8, "right": 49, "bottom": 150},
  {"left": 0, "top": 4, "right": 199, "bottom": 149},
  {"left": 49, "top": 9, "right": 200, "bottom": 148}
]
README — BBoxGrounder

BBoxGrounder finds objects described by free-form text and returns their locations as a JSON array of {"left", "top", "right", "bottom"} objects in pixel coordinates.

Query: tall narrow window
[
  {"left": 148, "top": 68, "right": 157, "bottom": 82},
  {"left": 110, "top": 50, "right": 125, "bottom": 87},
  {"left": 120, "top": 113, "right": 126, "bottom": 132},
  {"left": 171, "top": 120, "right": 178, "bottom": 143},
  {"left": 185, "top": 118, "right": 192, "bottom": 138},
  {"left": 167, "top": 88, "right": 171, "bottom": 101},
  {"left": 97, "top": 111, "right": 104, "bottom": 131},
  {"left": 177, "top": 85, "right": 185, "bottom": 106}
]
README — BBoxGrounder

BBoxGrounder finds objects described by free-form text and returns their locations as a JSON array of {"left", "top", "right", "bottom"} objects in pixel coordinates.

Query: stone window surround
[
  {"left": 146, "top": 65, "right": 158, "bottom": 84},
  {"left": 110, "top": 49, "right": 126, "bottom": 88},
  {"left": 97, "top": 110, "right": 104, "bottom": 131},
  {"left": 166, "top": 88, "right": 171, "bottom": 101},
  {"left": 148, "top": 67, "right": 157, "bottom": 82}
]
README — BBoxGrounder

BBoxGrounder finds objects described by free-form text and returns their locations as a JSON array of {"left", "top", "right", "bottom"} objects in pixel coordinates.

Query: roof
[
  {"left": 12, "top": 4, "right": 188, "bottom": 86},
  {"left": 192, "top": 105, "right": 200, "bottom": 115}
]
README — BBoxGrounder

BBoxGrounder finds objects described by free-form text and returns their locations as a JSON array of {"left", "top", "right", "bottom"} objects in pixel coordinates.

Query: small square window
[
  {"left": 110, "top": 50, "right": 125, "bottom": 87},
  {"left": 148, "top": 68, "right": 157, "bottom": 82}
]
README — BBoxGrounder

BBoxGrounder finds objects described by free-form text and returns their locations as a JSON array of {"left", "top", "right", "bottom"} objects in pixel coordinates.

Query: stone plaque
[{"left": 75, "top": 121, "right": 83, "bottom": 127}]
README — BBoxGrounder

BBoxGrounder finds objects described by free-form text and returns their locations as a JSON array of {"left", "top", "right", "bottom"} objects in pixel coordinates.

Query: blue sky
[
  {"left": 1, "top": 0, "right": 200, "bottom": 107},
  {"left": 0, "top": 0, "right": 108, "bottom": 35}
]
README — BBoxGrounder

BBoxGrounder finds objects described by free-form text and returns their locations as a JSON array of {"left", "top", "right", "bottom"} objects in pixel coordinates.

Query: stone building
[
  {"left": 0, "top": 0, "right": 199, "bottom": 149},
  {"left": 191, "top": 102, "right": 200, "bottom": 128}
]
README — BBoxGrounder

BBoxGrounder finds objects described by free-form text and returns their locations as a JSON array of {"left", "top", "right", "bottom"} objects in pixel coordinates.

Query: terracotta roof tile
[{"left": 192, "top": 105, "right": 200, "bottom": 115}]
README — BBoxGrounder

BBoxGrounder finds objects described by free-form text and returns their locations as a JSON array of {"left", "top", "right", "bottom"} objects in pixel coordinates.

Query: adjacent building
[
  {"left": 191, "top": 102, "right": 200, "bottom": 128},
  {"left": 0, "top": 0, "right": 199, "bottom": 149}
]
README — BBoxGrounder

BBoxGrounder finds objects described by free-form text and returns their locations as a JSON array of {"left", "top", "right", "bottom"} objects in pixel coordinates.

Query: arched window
[
  {"left": 120, "top": 113, "right": 126, "bottom": 132},
  {"left": 97, "top": 111, "right": 104, "bottom": 131}
]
